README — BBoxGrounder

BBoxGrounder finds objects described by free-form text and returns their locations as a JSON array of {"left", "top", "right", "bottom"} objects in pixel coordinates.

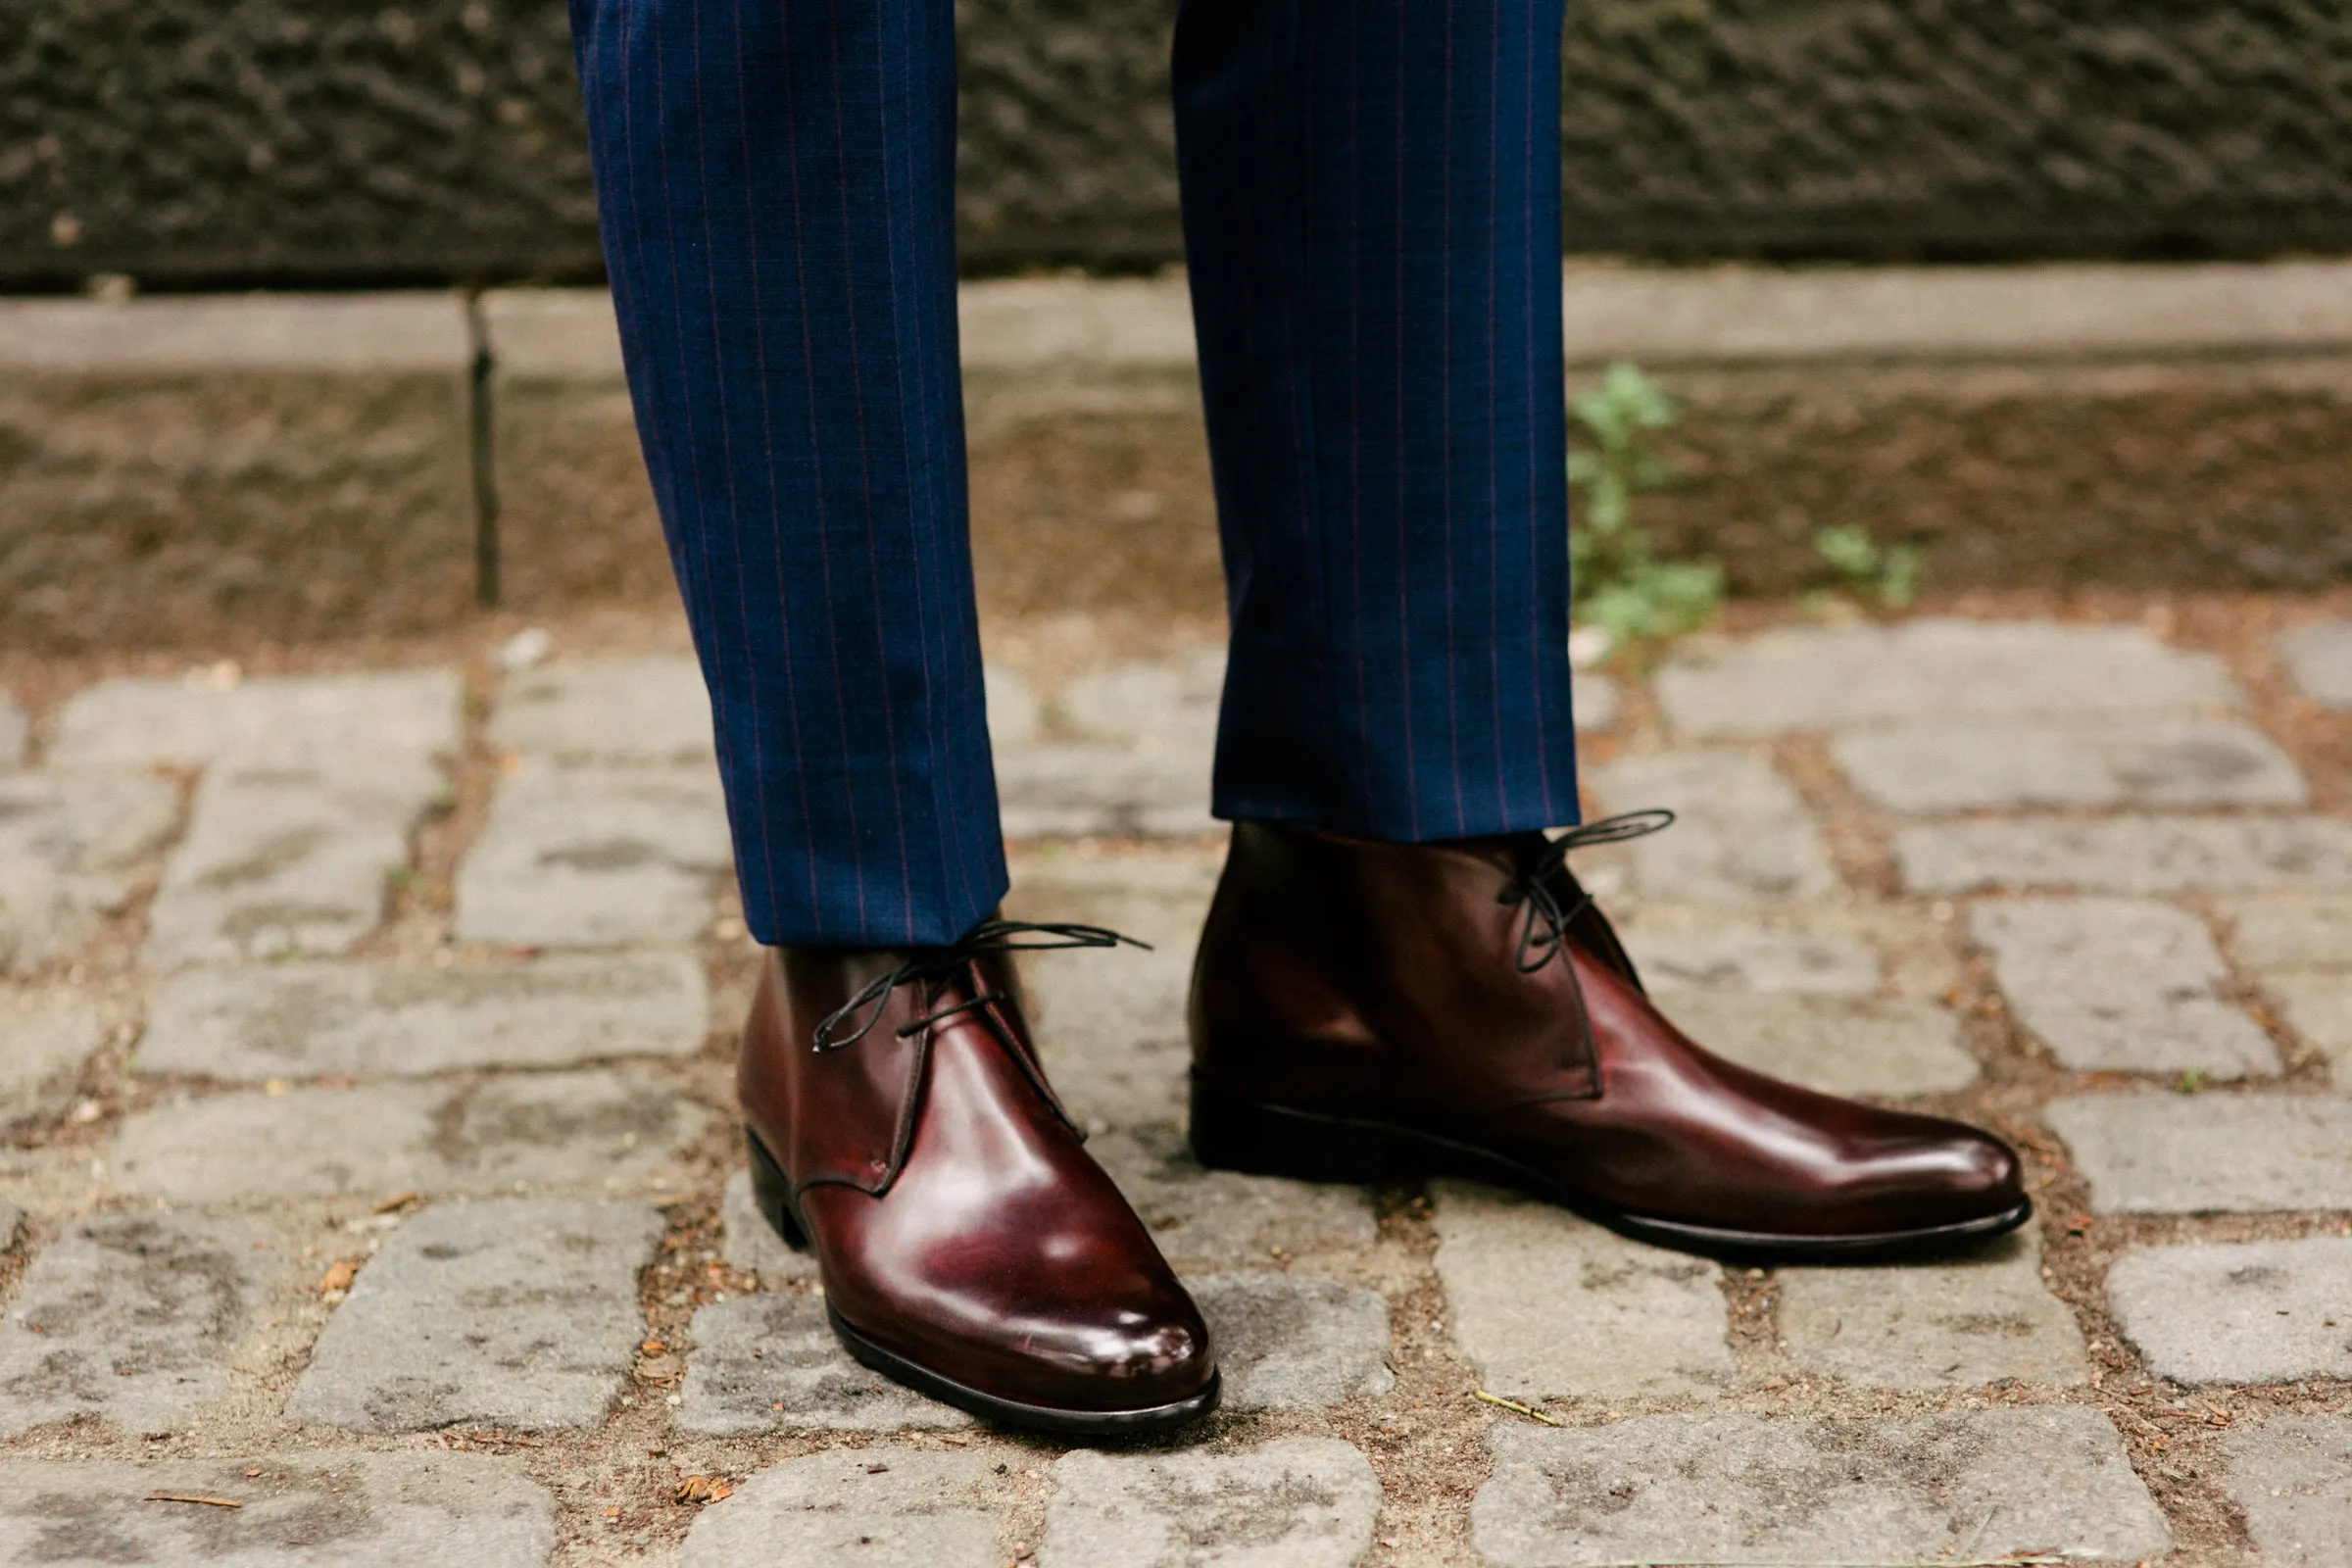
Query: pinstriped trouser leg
[
  {"left": 568, "top": 0, "right": 1004, "bottom": 948},
  {"left": 1175, "top": 0, "right": 1582, "bottom": 842},
  {"left": 568, "top": 0, "right": 1581, "bottom": 947}
]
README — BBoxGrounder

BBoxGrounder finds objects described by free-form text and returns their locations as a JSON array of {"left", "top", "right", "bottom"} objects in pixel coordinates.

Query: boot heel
[
  {"left": 1188, "top": 1076, "right": 1404, "bottom": 1184},
  {"left": 743, "top": 1129, "right": 809, "bottom": 1250}
]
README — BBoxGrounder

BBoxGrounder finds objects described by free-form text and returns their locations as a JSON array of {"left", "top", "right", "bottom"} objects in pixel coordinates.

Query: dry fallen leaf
[
  {"left": 316, "top": 1259, "right": 360, "bottom": 1294},
  {"left": 674, "top": 1476, "right": 732, "bottom": 1504},
  {"left": 372, "top": 1191, "right": 421, "bottom": 1215},
  {"left": 1471, "top": 1389, "right": 1562, "bottom": 1426}
]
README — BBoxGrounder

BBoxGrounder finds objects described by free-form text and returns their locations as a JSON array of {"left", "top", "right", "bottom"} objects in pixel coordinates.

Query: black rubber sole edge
[
  {"left": 743, "top": 1130, "right": 1223, "bottom": 1437},
  {"left": 1190, "top": 1084, "right": 2034, "bottom": 1266}
]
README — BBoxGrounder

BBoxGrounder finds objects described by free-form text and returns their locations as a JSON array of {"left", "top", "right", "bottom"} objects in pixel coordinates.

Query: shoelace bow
[
  {"left": 810, "top": 918, "right": 1149, "bottom": 1054},
  {"left": 1496, "top": 808, "right": 1676, "bottom": 974}
]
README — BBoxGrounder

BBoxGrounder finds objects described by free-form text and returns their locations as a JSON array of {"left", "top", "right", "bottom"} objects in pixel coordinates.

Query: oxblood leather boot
[
  {"left": 740, "top": 921, "right": 1219, "bottom": 1433},
  {"left": 1189, "top": 820, "right": 2029, "bottom": 1260}
]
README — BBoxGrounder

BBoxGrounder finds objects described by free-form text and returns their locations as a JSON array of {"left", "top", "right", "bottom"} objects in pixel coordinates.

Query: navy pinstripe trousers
[{"left": 569, "top": 0, "right": 1581, "bottom": 948}]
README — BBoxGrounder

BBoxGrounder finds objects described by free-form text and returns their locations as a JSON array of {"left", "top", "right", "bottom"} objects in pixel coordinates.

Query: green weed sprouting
[
  {"left": 1812, "top": 522, "right": 1924, "bottom": 613},
  {"left": 1567, "top": 362, "right": 1722, "bottom": 653}
]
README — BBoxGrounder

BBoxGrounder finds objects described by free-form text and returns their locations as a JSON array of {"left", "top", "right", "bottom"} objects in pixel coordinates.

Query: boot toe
[
  {"left": 1942, "top": 1122, "right": 2027, "bottom": 1214},
  {"left": 993, "top": 1282, "right": 1216, "bottom": 1412},
  {"left": 1075, "top": 1306, "right": 1216, "bottom": 1406},
  {"left": 1848, "top": 1115, "right": 2028, "bottom": 1234}
]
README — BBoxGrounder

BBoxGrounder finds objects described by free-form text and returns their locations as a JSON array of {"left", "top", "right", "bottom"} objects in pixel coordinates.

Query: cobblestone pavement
[{"left": 3, "top": 608, "right": 2351, "bottom": 1565}]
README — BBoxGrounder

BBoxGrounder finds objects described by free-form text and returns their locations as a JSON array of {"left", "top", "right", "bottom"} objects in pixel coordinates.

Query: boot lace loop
[
  {"left": 810, "top": 919, "right": 1148, "bottom": 1054},
  {"left": 1496, "top": 809, "right": 1675, "bottom": 974}
]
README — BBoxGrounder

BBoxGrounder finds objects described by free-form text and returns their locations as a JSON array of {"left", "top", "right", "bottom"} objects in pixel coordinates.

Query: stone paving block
[
  {"left": 1044, "top": 1439, "right": 1381, "bottom": 1568},
  {"left": 489, "top": 657, "right": 715, "bottom": 762},
  {"left": 995, "top": 743, "right": 1216, "bottom": 840},
  {"left": 2218, "top": 1416, "right": 2352, "bottom": 1564},
  {"left": 681, "top": 1449, "right": 1004, "bottom": 1568},
  {"left": 2046, "top": 1093, "right": 2352, "bottom": 1213},
  {"left": 1033, "top": 652, "right": 1636, "bottom": 753},
  {"left": 1189, "top": 1272, "right": 1394, "bottom": 1411},
  {"left": 985, "top": 663, "right": 1043, "bottom": 746},
  {"left": 144, "top": 753, "right": 446, "bottom": 966},
  {"left": 1972, "top": 897, "right": 2278, "bottom": 1076},
  {"left": 1432, "top": 1182, "right": 1733, "bottom": 1403},
  {"left": 1654, "top": 994, "right": 1980, "bottom": 1097},
  {"left": 0, "top": 1212, "right": 279, "bottom": 1438},
  {"left": 2266, "top": 972, "right": 2352, "bottom": 1069},
  {"left": 1003, "top": 854, "right": 1222, "bottom": 969},
  {"left": 1572, "top": 671, "right": 1621, "bottom": 733},
  {"left": 48, "top": 670, "right": 463, "bottom": 768},
  {"left": 0, "top": 771, "right": 181, "bottom": 874},
  {"left": 0, "top": 698, "right": 24, "bottom": 768},
  {"left": 2226, "top": 892, "right": 2352, "bottom": 970},
  {"left": 1062, "top": 652, "right": 1224, "bottom": 750},
  {"left": 1007, "top": 846, "right": 1223, "bottom": 915},
  {"left": 2282, "top": 618, "right": 2352, "bottom": 710},
  {"left": 0, "top": 991, "right": 100, "bottom": 1132},
  {"left": 1039, "top": 654, "right": 1669, "bottom": 755},
  {"left": 677, "top": 1293, "right": 972, "bottom": 1435},
  {"left": 1655, "top": 618, "right": 2239, "bottom": 738},
  {"left": 1471, "top": 1407, "right": 2170, "bottom": 1567},
  {"left": 719, "top": 1169, "right": 817, "bottom": 1282},
  {"left": 286, "top": 1199, "right": 663, "bottom": 1432},
  {"left": 1778, "top": 1225, "right": 2089, "bottom": 1388},
  {"left": 1024, "top": 939, "right": 1194, "bottom": 1129},
  {"left": 0, "top": 1451, "right": 557, "bottom": 1567},
  {"left": 0, "top": 771, "right": 180, "bottom": 975},
  {"left": 137, "top": 953, "right": 708, "bottom": 1080},
  {"left": 1625, "top": 928, "right": 1880, "bottom": 996},
  {"left": 994, "top": 653, "right": 1222, "bottom": 837},
  {"left": 2105, "top": 1237, "right": 2352, "bottom": 1384},
  {"left": 110, "top": 1067, "right": 710, "bottom": 1203},
  {"left": 1834, "top": 718, "right": 2307, "bottom": 811},
  {"left": 454, "top": 757, "right": 733, "bottom": 946},
  {"left": 1587, "top": 751, "right": 1837, "bottom": 903},
  {"left": 1898, "top": 815, "right": 2352, "bottom": 896},
  {"left": 1091, "top": 1127, "right": 1379, "bottom": 1266}
]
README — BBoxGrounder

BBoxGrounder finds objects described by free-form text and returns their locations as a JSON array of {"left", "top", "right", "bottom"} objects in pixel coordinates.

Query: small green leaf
[
  {"left": 1881, "top": 544, "right": 1924, "bottom": 609},
  {"left": 1814, "top": 524, "right": 1878, "bottom": 577},
  {"left": 1567, "top": 361, "right": 1715, "bottom": 658}
]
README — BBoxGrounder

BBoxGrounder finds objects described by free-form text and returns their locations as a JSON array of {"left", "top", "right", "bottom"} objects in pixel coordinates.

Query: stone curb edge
[{"left": 6, "top": 261, "right": 2352, "bottom": 619}]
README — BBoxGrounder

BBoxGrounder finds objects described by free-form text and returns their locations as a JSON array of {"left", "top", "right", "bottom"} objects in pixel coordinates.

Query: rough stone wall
[
  {"left": 9, "top": 1, "right": 2352, "bottom": 287},
  {"left": 1559, "top": 0, "right": 2352, "bottom": 260},
  {"left": 7, "top": 1, "right": 599, "bottom": 288}
]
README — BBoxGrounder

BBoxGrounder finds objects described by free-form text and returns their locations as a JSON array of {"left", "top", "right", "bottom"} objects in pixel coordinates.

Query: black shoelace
[
  {"left": 1496, "top": 809, "right": 1676, "bottom": 974},
  {"left": 810, "top": 919, "right": 1149, "bottom": 1054}
]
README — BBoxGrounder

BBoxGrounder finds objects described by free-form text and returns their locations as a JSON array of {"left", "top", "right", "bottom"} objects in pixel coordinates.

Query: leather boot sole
[
  {"left": 1191, "top": 1079, "right": 2032, "bottom": 1265},
  {"left": 745, "top": 1131, "right": 1222, "bottom": 1435}
]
